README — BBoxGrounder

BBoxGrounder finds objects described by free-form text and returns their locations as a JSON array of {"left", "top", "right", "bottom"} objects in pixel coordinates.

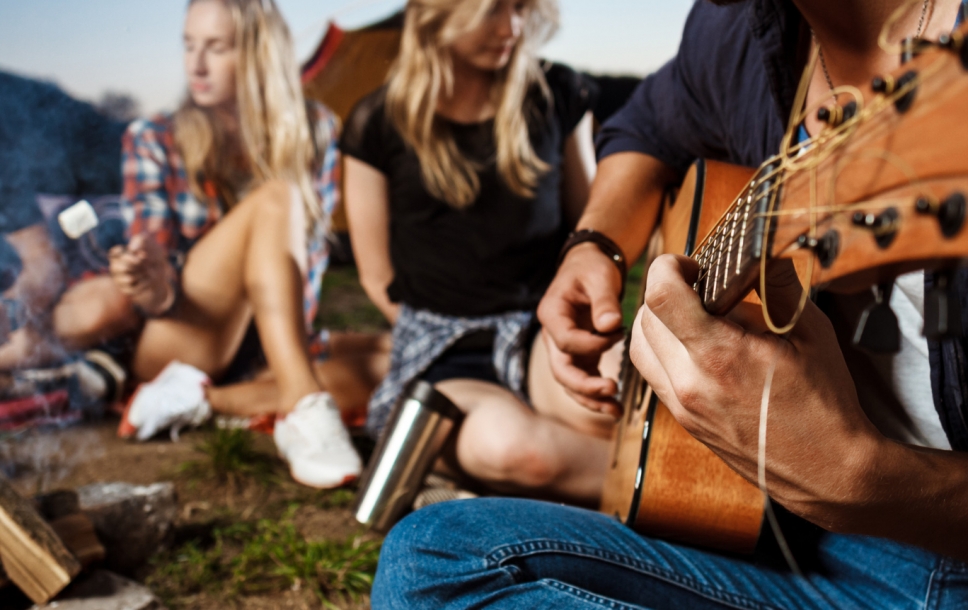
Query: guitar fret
[
  {"left": 721, "top": 215, "right": 732, "bottom": 290},
  {"left": 749, "top": 164, "right": 778, "bottom": 261},
  {"left": 712, "top": 227, "right": 724, "bottom": 302},
  {"left": 725, "top": 207, "right": 740, "bottom": 289},
  {"left": 737, "top": 191, "right": 752, "bottom": 274},
  {"left": 693, "top": 248, "right": 704, "bottom": 290},
  {"left": 694, "top": 247, "right": 704, "bottom": 297},
  {"left": 702, "top": 246, "right": 714, "bottom": 305}
]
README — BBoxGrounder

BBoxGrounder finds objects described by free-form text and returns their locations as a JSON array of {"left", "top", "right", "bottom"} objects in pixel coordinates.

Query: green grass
[
  {"left": 179, "top": 428, "right": 279, "bottom": 486},
  {"left": 621, "top": 255, "right": 647, "bottom": 326},
  {"left": 315, "top": 306, "right": 389, "bottom": 333},
  {"left": 315, "top": 266, "right": 389, "bottom": 332},
  {"left": 149, "top": 506, "right": 381, "bottom": 609}
]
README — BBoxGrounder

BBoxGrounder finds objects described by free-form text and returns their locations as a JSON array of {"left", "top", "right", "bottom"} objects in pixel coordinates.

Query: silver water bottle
[{"left": 353, "top": 380, "right": 463, "bottom": 532}]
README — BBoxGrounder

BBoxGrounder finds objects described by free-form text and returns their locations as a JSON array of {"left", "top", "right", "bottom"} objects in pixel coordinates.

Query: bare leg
[
  {"left": 131, "top": 180, "right": 319, "bottom": 412},
  {"left": 327, "top": 331, "right": 392, "bottom": 357},
  {"left": 205, "top": 377, "right": 278, "bottom": 416},
  {"left": 433, "top": 330, "right": 621, "bottom": 506},
  {"left": 0, "top": 225, "right": 65, "bottom": 369},
  {"left": 0, "top": 227, "right": 139, "bottom": 369},
  {"left": 52, "top": 276, "right": 140, "bottom": 351},
  {"left": 206, "top": 339, "right": 390, "bottom": 417}
]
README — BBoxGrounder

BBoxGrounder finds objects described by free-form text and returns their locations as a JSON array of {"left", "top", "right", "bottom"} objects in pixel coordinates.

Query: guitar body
[
  {"left": 600, "top": 25, "right": 968, "bottom": 555},
  {"left": 600, "top": 160, "right": 766, "bottom": 554}
]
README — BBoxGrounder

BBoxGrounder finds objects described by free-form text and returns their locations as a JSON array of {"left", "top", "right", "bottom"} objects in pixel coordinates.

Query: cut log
[
  {"left": 0, "top": 477, "right": 80, "bottom": 604},
  {"left": 34, "top": 490, "right": 81, "bottom": 521},
  {"left": 33, "top": 490, "right": 106, "bottom": 569},
  {"left": 49, "top": 513, "right": 106, "bottom": 568}
]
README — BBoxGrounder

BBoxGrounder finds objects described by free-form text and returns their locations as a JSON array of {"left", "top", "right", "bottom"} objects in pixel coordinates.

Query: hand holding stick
[{"left": 108, "top": 234, "right": 177, "bottom": 317}]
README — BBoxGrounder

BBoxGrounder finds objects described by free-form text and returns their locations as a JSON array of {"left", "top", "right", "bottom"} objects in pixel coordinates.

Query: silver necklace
[{"left": 815, "top": 0, "right": 931, "bottom": 91}]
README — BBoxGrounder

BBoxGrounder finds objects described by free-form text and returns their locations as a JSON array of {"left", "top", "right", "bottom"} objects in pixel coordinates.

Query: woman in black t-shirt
[{"left": 343, "top": 0, "right": 618, "bottom": 505}]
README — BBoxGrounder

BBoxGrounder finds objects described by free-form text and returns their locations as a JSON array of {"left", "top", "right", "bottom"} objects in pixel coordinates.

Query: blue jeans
[{"left": 372, "top": 498, "right": 968, "bottom": 609}]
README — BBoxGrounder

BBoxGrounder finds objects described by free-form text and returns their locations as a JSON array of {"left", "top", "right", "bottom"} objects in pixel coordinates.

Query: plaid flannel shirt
[
  {"left": 120, "top": 103, "right": 340, "bottom": 354},
  {"left": 366, "top": 304, "right": 533, "bottom": 437}
]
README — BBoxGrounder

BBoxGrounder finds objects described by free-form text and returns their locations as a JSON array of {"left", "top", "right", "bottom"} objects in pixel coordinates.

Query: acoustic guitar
[{"left": 600, "top": 29, "right": 968, "bottom": 554}]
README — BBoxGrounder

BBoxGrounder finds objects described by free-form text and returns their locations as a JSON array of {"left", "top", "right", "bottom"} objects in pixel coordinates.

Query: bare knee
[
  {"left": 53, "top": 279, "right": 139, "bottom": 350},
  {"left": 249, "top": 179, "right": 294, "bottom": 220},
  {"left": 457, "top": 409, "right": 558, "bottom": 488}
]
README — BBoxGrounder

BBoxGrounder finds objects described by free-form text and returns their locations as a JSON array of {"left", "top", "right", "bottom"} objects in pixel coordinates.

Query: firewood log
[
  {"left": 49, "top": 513, "right": 106, "bottom": 568},
  {"left": 0, "top": 477, "right": 80, "bottom": 604}
]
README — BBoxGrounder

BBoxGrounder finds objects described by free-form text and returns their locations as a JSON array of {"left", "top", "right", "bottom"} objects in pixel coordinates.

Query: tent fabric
[{"left": 301, "top": 13, "right": 404, "bottom": 234}]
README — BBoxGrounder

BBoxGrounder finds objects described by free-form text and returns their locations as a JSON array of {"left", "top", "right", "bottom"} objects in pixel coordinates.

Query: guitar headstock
[{"left": 693, "top": 24, "right": 968, "bottom": 344}]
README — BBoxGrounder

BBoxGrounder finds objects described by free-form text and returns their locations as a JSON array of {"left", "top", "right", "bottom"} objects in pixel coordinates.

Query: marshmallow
[{"left": 57, "top": 199, "right": 99, "bottom": 239}]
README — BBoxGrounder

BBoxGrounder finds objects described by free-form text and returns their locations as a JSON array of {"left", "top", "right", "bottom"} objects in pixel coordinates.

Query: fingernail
[{"left": 598, "top": 312, "right": 621, "bottom": 326}]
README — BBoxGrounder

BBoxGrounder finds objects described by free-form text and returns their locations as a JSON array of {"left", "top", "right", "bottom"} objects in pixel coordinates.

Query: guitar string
[
  {"left": 757, "top": 342, "right": 802, "bottom": 576},
  {"left": 691, "top": 42, "right": 946, "bottom": 266},
  {"left": 745, "top": 14, "right": 948, "bottom": 595},
  {"left": 692, "top": 183, "right": 925, "bottom": 288},
  {"left": 689, "top": 53, "right": 943, "bottom": 290},
  {"left": 692, "top": 94, "right": 934, "bottom": 291}
]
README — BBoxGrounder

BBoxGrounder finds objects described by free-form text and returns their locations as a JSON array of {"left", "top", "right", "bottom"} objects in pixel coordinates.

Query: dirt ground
[
  {"left": 0, "top": 260, "right": 635, "bottom": 608},
  {"left": 0, "top": 266, "right": 389, "bottom": 609},
  {"left": 1, "top": 419, "right": 380, "bottom": 609}
]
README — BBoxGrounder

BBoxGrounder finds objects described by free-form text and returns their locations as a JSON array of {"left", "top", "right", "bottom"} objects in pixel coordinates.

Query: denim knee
[
  {"left": 373, "top": 499, "right": 529, "bottom": 608},
  {"left": 372, "top": 501, "right": 470, "bottom": 606}
]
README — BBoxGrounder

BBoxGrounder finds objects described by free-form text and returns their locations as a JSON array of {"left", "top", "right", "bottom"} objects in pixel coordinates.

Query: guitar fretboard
[{"left": 693, "top": 164, "right": 780, "bottom": 314}]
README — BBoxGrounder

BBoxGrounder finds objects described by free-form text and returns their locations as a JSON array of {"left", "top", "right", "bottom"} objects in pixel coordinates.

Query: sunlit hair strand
[
  {"left": 174, "top": 0, "right": 329, "bottom": 226},
  {"left": 386, "top": 0, "right": 559, "bottom": 208}
]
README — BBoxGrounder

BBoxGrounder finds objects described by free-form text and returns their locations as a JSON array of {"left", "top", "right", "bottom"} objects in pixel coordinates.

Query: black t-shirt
[{"left": 341, "top": 62, "right": 595, "bottom": 317}]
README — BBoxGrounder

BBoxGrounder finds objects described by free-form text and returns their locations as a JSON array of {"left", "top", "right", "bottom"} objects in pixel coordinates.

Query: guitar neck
[{"left": 693, "top": 163, "right": 780, "bottom": 315}]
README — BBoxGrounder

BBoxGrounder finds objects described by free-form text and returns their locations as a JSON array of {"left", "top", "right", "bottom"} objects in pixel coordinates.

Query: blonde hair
[
  {"left": 386, "top": 0, "right": 559, "bottom": 208},
  {"left": 174, "top": 0, "right": 328, "bottom": 224}
]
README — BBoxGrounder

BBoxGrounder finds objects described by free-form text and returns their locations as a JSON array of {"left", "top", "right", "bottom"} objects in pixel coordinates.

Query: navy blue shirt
[
  {"left": 0, "top": 71, "right": 126, "bottom": 233},
  {"left": 597, "top": 0, "right": 803, "bottom": 175},
  {"left": 597, "top": 0, "right": 968, "bottom": 451}
]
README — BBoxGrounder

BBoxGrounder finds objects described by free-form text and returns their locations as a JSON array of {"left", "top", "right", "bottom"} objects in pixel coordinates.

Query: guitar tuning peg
[
  {"left": 924, "top": 272, "right": 964, "bottom": 340},
  {"left": 817, "top": 101, "right": 858, "bottom": 127},
  {"left": 901, "top": 37, "right": 916, "bottom": 64},
  {"left": 915, "top": 192, "right": 966, "bottom": 238},
  {"left": 871, "top": 70, "right": 919, "bottom": 113},
  {"left": 853, "top": 282, "right": 901, "bottom": 353},
  {"left": 938, "top": 30, "right": 968, "bottom": 70}
]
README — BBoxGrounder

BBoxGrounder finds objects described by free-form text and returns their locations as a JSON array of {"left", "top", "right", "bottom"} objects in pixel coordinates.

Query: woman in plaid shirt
[{"left": 111, "top": 0, "right": 377, "bottom": 489}]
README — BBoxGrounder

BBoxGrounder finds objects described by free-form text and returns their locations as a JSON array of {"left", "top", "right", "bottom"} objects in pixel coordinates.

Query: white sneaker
[
  {"left": 127, "top": 361, "right": 212, "bottom": 441},
  {"left": 273, "top": 392, "right": 362, "bottom": 489}
]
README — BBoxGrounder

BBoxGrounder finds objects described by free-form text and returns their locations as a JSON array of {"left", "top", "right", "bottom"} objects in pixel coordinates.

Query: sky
[{"left": 0, "top": 0, "right": 694, "bottom": 114}]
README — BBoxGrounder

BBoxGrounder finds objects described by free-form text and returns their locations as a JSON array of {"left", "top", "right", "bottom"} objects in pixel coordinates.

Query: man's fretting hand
[{"left": 629, "top": 254, "right": 884, "bottom": 529}]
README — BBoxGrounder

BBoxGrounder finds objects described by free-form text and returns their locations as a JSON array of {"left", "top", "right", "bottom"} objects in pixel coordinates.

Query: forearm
[
  {"left": 360, "top": 277, "right": 399, "bottom": 325},
  {"left": 575, "top": 152, "right": 679, "bottom": 261},
  {"left": 850, "top": 440, "right": 968, "bottom": 561},
  {"left": 801, "top": 435, "right": 968, "bottom": 562}
]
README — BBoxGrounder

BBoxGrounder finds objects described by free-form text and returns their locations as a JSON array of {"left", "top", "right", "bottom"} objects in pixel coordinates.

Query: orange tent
[{"left": 301, "top": 12, "right": 404, "bottom": 233}]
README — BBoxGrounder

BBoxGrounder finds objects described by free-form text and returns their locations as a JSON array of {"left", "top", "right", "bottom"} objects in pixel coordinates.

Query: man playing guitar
[{"left": 370, "top": 0, "right": 968, "bottom": 607}]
